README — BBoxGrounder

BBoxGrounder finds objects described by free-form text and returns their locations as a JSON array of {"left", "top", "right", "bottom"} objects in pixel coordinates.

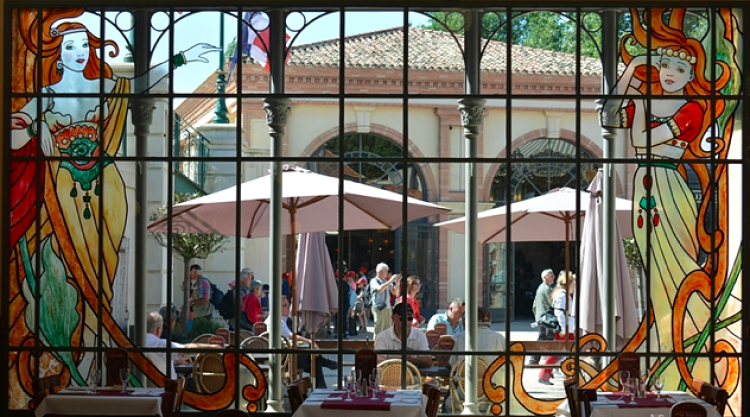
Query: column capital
[
  {"left": 457, "top": 98, "right": 486, "bottom": 138},
  {"left": 263, "top": 97, "right": 291, "bottom": 138}
]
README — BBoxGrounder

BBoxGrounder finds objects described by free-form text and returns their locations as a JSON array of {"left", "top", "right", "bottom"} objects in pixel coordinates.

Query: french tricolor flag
[{"left": 229, "top": 12, "right": 290, "bottom": 78}]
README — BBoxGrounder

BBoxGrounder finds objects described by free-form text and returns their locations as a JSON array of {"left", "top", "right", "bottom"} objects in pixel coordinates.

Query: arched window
[{"left": 491, "top": 138, "right": 598, "bottom": 205}]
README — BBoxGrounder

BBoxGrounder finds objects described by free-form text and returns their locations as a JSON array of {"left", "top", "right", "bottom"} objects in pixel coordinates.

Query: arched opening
[
  {"left": 486, "top": 138, "right": 599, "bottom": 320},
  {"left": 306, "top": 132, "right": 439, "bottom": 318}
]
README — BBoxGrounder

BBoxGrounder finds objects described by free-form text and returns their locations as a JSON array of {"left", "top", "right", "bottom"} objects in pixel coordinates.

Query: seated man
[
  {"left": 374, "top": 302, "right": 431, "bottom": 367},
  {"left": 449, "top": 307, "right": 506, "bottom": 367},
  {"left": 145, "top": 311, "right": 216, "bottom": 378},
  {"left": 264, "top": 296, "right": 338, "bottom": 388},
  {"left": 427, "top": 298, "right": 465, "bottom": 336}
]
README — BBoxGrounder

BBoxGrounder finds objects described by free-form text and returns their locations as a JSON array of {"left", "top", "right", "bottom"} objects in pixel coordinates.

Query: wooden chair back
[
  {"left": 287, "top": 382, "right": 304, "bottom": 413},
  {"left": 105, "top": 347, "right": 129, "bottom": 386},
  {"left": 253, "top": 322, "right": 267, "bottom": 335},
  {"left": 216, "top": 328, "right": 231, "bottom": 345},
  {"left": 563, "top": 378, "right": 578, "bottom": 417},
  {"left": 164, "top": 378, "right": 187, "bottom": 417},
  {"left": 36, "top": 374, "right": 62, "bottom": 405},
  {"left": 433, "top": 322, "right": 448, "bottom": 336},
  {"left": 669, "top": 402, "right": 707, "bottom": 417},
  {"left": 425, "top": 330, "right": 440, "bottom": 349},
  {"left": 570, "top": 387, "right": 596, "bottom": 417},
  {"left": 617, "top": 352, "right": 640, "bottom": 383},
  {"left": 213, "top": 410, "right": 248, "bottom": 417},
  {"left": 355, "top": 348, "right": 378, "bottom": 381},
  {"left": 698, "top": 383, "right": 728, "bottom": 415},
  {"left": 435, "top": 335, "right": 455, "bottom": 367},
  {"left": 192, "top": 353, "right": 226, "bottom": 394},
  {"left": 376, "top": 359, "right": 422, "bottom": 390},
  {"left": 423, "top": 382, "right": 441, "bottom": 417}
]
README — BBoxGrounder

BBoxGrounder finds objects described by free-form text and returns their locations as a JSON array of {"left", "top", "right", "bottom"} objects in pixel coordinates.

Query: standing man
[
  {"left": 530, "top": 268, "right": 556, "bottom": 365},
  {"left": 189, "top": 264, "right": 212, "bottom": 320},
  {"left": 370, "top": 263, "right": 401, "bottom": 336},
  {"left": 426, "top": 298, "right": 466, "bottom": 336},
  {"left": 374, "top": 302, "right": 431, "bottom": 367}
]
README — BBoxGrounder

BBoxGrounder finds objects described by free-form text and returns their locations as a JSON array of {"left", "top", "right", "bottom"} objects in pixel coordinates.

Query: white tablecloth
[
  {"left": 292, "top": 389, "right": 426, "bottom": 417},
  {"left": 556, "top": 392, "right": 720, "bottom": 417},
  {"left": 35, "top": 387, "right": 167, "bottom": 417}
]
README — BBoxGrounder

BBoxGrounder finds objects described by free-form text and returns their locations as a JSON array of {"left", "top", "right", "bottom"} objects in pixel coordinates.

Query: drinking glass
[
  {"left": 369, "top": 372, "right": 379, "bottom": 400},
  {"left": 618, "top": 370, "right": 630, "bottom": 392},
  {"left": 87, "top": 368, "right": 101, "bottom": 394},
  {"left": 355, "top": 370, "right": 363, "bottom": 397},
  {"left": 653, "top": 376, "right": 664, "bottom": 400},
  {"left": 119, "top": 368, "right": 130, "bottom": 393},
  {"left": 345, "top": 375, "right": 354, "bottom": 401}
]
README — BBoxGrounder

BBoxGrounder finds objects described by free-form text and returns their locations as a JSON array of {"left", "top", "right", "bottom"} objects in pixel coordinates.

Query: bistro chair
[
  {"left": 433, "top": 323, "right": 448, "bottom": 336},
  {"left": 191, "top": 333, "right": 215, "bottom": 344},
  {"left": 286, "top": 381, "right": 305, "bottom": 414},
  {"left": 423, "top": 382, "right": 441, "bottom": 417},
  {"left": 35, "top": 374, "right": 62, "bottom": 406},
  {"left": 253, "top": 322, "right": 268, "bottom": 335},
  {"left": 192, "top": 353, "right": 226, "bottom": 394},
  {"left": 104, "top": 347, "right": 129, "bottom": 386},
  {"left": 434, "top": 335, "right": 455, "bottom": 367},
  {"left": 164, "top": 378, "right": 187, "bottom": 417},
  {"left": 669, "top": 402, "right": 707, "bottom": 417},
  {"left": 208, "top": 335, "right": 227, "bottom": 347},
  {"left": 563, "top": 378, "right": 578, "bottom": 416},
  {"left": 216, "top": 328, "right": 231, "bottom": 345},
  {"left": 354, "top": 348, "right": 378, "bottom": 381},
  {"left": 425, "top": 329, "right": 440, "bottom": 350},
  {"left": 570, "top": 387, "right": 597, "bottom": 417},
  {"left": 697, "top": 382, "right": 728, "bottom": 415},
  {"left": 214, "top": 410, "right": 249, "bottom": 417},
  {"left": 450, "top": 357, "right": 490, "bottom": 413},
  {"left": 376, "top": 359, "right": 422, "bottom": 390}
]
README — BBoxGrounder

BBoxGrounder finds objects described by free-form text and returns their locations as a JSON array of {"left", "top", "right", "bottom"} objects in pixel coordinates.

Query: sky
[{"left": 80, "top": 10, "right": 432, "bottom": 97}]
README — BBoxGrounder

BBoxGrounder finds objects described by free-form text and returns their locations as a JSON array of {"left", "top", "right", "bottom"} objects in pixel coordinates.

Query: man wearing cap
[
  {"left": 374, "top": 302, "right": 431, "bottom": 367},
  {"left": 188, "top": 264, "right": 212, "bottom": 320},
  {"left": 427, "top": 298, "right": 465, "bottom": 336}
]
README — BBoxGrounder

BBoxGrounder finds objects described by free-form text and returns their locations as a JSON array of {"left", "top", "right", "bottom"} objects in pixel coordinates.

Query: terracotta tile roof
[{"left": 288, "top": 26, "right": 602, "bottom": 76}]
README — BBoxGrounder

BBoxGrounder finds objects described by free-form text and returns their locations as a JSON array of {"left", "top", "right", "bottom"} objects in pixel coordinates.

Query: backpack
[
  {"left": 200, "top": 277, "right": 225, "bottom": 311},
  {"left": 219, "top": 288, "right": 236, "bottom": 319}
]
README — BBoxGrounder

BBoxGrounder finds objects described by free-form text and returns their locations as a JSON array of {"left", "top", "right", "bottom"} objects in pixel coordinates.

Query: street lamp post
[{"left": 213, "top": 12, "right": 230, "bottom": 124}]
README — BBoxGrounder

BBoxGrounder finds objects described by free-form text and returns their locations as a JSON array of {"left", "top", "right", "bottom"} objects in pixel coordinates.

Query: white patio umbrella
[
  {"left": 434, "top": 187, "right": 632, "bottom": 284},
  {"left": 148, "top": 166, "right": 449, "bottom": 374},
  {"left": 576, "top": 172, "right": 638, "bottom": 350}
]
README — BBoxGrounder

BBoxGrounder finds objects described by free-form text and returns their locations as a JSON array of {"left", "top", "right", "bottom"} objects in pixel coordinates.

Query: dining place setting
[{"left": 291, "top": 369, "right": 426, "bottom": 417}]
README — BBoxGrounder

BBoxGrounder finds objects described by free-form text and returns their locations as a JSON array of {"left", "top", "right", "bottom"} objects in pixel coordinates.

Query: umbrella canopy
[
  {"left": 295, "top": 232, "right": 338, "bottom": 334},
  {"left": 147, "top": 166, "right": 450, "bottom": 237},
  {"left": 435, "top": 187, "right": 632, "bottom": 244},
  {"left": 434, "top": 187, "right": 633, "bottom": 283},
  {"left": 575, "top": 172, "right": 639, "bottom": 348}
]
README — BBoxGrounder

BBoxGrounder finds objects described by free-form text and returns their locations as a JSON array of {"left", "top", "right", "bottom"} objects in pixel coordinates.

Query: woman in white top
[{"left": 538, "top": 271, "right": 575, "bottom": 385}]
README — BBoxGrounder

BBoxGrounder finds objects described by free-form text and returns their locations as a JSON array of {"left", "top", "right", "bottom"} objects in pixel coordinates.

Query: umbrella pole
[
  {"left": 290, "top": 210, "right": 299, "bottom": 382},
  {"left": 565, "top": 217, "right": 570, "bottom": 336}
]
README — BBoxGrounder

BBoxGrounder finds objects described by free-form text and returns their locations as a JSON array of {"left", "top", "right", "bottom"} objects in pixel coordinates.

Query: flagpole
[{"left": 213, "top": 12, "right": 229, "bottom": 124}]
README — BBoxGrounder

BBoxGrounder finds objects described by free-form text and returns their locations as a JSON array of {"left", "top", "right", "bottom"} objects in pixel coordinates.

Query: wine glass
[
  {"left": 355, "top": 369, "right": 363, "bottom": 397},
  {"left": 618, "top": 370, "right": 630, "bottom": 393},
  {"left": 87, "top": 368, "right": 101, "bottom": 394},
  {"left": 119, "top": 368, "right": 130, "bottom": 393},
  {"left": 344, "top": 374, "right": 354, "bottom": 401},
  {"left": 369, "top": 372, "right": 379, "bottom": 400},
  {"left": 653, "top": 376, "right": 664, "bottom": 400}
]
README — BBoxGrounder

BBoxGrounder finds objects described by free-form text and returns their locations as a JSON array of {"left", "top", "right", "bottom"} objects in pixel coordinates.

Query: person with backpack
[
  {"left": 221, "top": 268, "right": 255, "bottom": 330},
  {"left": 188, "top": 264, "right": 213, "bottom": 320}
]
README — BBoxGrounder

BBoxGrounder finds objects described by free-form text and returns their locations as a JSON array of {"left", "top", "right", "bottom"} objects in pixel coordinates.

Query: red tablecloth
[{"left": 321, "top": 393, "right": 391, "bottom": 411}]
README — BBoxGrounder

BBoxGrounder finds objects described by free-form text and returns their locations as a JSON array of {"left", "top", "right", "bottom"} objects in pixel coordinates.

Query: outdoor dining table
[
  {"left": 35, "top": 387, "right": 171, "bottom": 417},
  {"left": 556, "top": 391, "right": 720, "bottom": 417},
  {"left": 292, "top": 388, "right": 426, "bottom": 417}
]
